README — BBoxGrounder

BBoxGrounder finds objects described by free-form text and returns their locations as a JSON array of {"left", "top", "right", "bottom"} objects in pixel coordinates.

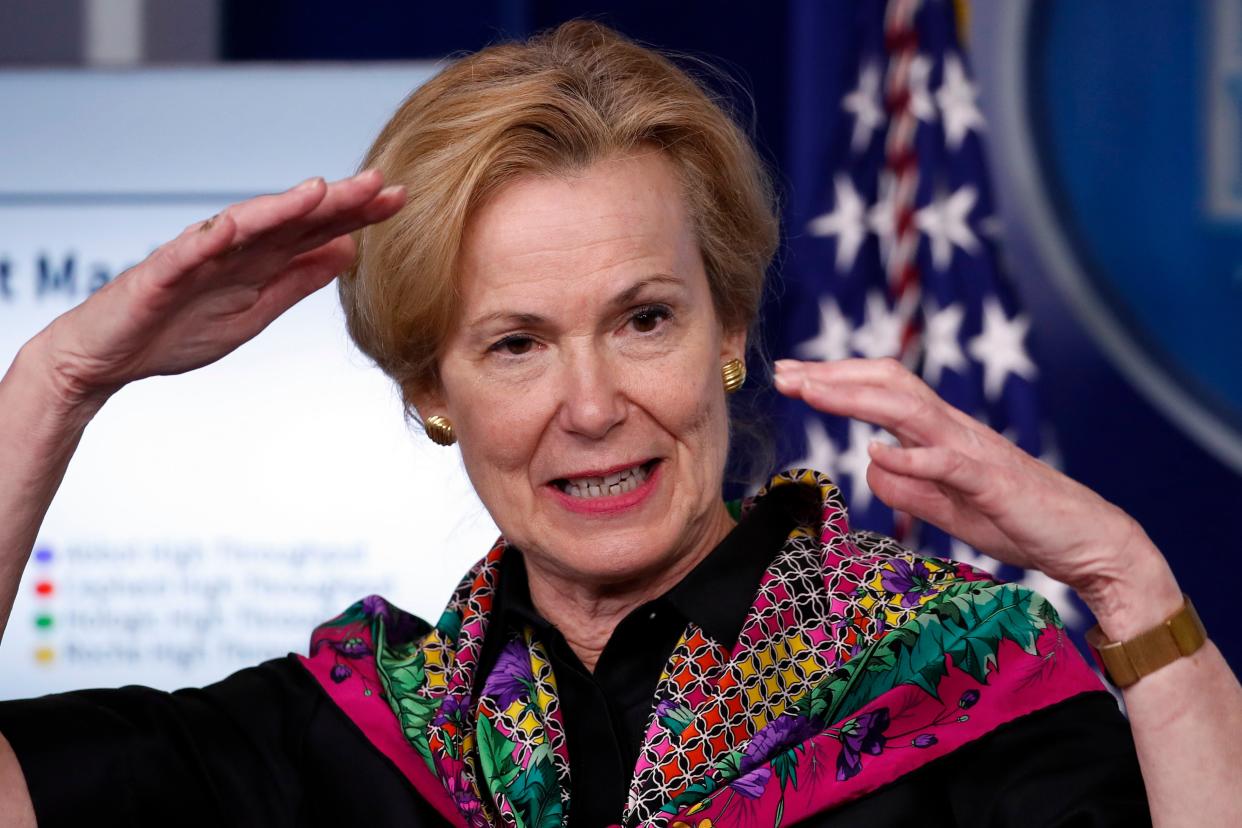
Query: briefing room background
[{"left": 0, "top": 0, "right": 1238, "bottom": 700}]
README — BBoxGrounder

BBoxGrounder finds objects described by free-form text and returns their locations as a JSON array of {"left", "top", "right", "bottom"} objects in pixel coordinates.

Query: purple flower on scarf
[
  {"left": 729, "top": 766, "right": 771, "bottom": 799},
  {"left": 740, "top": 714, "right": 818, "bottom": 773},
  {"left": 330, "top": 664, "right": 352, "bottom": 683},
  {"left": 433, "top": 693, "right": 471, "bottom": 727},
  {"left": 958, "top": 689, "right": 980, "bottom": 709},
  {"left": 446, "top": 771, "right": 487, "bottom": 827},
  {"left": 483, "top": 639, "right": 533, "bottom": 708},
  {"left": 362, "top": 594, "right": 390, "bottom": 618},
  {"left": 332, "top": 636, "right": 373, "bottom": 658},
  {"left": 362, "top": 594, "right": 423, "bottom": 644},
  {"left": 881, "top": 559, "right": 933, "bottom": 607},
  {"left": 911, "top": 733, "right": 938, "bottom": 748},
  {"left": 835, "top": 708, "right": 890, "bottom": 781}
]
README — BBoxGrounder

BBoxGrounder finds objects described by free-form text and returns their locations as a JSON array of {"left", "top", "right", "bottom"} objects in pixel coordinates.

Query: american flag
[{"left": 772, "top": 0, "right": 1081, "bottom": 627}]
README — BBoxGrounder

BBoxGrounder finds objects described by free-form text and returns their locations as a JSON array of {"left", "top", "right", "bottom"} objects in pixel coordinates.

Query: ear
[
  {"left": 405, "top": 381, "right": 448, "bottom": 425},
  {"left": 720, "top": 326, "right": 748, "bottom": 364}
]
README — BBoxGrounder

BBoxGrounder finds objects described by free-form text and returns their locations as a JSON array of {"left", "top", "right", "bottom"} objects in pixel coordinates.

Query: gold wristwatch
[{"left": 1086, "top": 595, "right": 1207, "bottom": 688}]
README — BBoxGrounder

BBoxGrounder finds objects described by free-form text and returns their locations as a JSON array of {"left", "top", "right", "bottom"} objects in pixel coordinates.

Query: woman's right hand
[{"left": 36, "top": 169, "right": 404, "bottom": 409}]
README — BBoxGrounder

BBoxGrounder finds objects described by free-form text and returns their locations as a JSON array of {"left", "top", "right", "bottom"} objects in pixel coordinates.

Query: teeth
[{"left": 561, "top": 463, "right": 649, "bottom": 498}]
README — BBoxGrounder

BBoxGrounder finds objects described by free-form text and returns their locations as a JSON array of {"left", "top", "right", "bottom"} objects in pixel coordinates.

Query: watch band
[{"left": 1086, "top": 595, "right": 1207, "bottom": 688}]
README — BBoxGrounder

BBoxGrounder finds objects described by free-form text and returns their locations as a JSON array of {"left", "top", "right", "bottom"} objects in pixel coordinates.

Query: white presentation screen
[{"left": 0, "top": 66, "right": 498, "bottom": 700}]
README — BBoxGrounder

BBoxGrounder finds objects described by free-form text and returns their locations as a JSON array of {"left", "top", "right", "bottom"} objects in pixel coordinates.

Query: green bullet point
[{"left": 34, "top": 614, "right": 54, "bottom": 630}]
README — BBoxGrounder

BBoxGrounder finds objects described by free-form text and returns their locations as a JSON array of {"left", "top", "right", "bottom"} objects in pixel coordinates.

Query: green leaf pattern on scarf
[
  {"left": 825, "top": 581, "right": 1059, "bottom": 725},
  {"left": 375, "top": 618, "right": 442, "bottom": 770}
]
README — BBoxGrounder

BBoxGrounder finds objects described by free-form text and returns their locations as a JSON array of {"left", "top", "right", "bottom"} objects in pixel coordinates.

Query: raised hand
[
  {"left": 772, "top": 357, "right": 1172, "bottom": 607},
  {"left": 38, "top": 169, "right": 404, "bottom": 406}
]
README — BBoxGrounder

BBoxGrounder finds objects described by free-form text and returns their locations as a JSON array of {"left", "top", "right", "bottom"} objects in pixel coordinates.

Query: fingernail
[
  {"left": 379, "top": 184, "right": 405, "bottom": 198},
  {"left": 774, "top": 359, "right": 802, "bottom": 374},
  {"left": 773, "top": 372, "right": 798, "bottom": 390},
  {"left": 296, "top": 177, "right": 322, "bottom": 191}
]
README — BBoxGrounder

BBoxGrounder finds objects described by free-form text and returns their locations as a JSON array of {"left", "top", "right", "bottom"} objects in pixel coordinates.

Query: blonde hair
[{"left": 339, "top": 20, "right": 779, "bottom": 413}]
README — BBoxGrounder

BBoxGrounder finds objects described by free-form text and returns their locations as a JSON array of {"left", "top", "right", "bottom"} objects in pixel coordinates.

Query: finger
[
  {"left": 192, "top": 175, "right": 382, "bottom": 296},
  {"left": 778, "top": 357, "right": 911, "bottom": 387},
  {"left": 794, "top": 378, "right": 953, "bottom": 448},
  {"left": 295, "top": 168, "right": 387, "bottom": 228},
  {"left": 240, "top": 235, "right": 357, "bottom": 332},
  {"left": 145, "top": 211, "right": 240, "bottom": 289},
  {"left": 776, "top": 356, "right": 997, "bottom": 443},
  {"left": 217, "top": 176, "right": 331, "bottom": 249},
  {"left": 867, "top": 442, "right": 992, "bottom": 498},
  {"left": 286, "top": 183, "right": 405, "bottom": 256},
  {"left": 865, "top": 461, "right": 956, "bottom": 525},
  {"left": 247, "top": 169, "right": 386, "bottom": 256},
  {"left": 224, "top": 174, "right": 395, "bottom": 277},
  {"left": 779, "top": 358, "right": 935, "bottom": 408}
]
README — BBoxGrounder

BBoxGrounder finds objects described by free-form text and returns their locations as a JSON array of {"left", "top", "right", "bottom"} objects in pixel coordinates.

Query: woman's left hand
[{"left": 773, "top": 357, "right": 1177, "bottom": 627}]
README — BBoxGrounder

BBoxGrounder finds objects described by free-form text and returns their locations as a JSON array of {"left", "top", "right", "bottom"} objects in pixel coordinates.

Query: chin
[{"left": 534, "top": 516, "right": 674, "bottom": 581}]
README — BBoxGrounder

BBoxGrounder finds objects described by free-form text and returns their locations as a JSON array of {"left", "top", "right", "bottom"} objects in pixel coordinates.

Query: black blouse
[{"left": 0, "top": 495, "right": 1151, "bottom": 826}]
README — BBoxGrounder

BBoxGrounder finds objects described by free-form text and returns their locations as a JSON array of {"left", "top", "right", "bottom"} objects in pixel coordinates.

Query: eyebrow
[{"left": 464, "top": 273, "right": 686, "bottom": 330}]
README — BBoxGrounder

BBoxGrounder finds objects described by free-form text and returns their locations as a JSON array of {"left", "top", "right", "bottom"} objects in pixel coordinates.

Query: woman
[{"left": 0, "top": 20, "right": 1239, "bottom": 828}]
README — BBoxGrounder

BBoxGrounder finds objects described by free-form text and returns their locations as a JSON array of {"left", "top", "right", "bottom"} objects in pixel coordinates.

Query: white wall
[{"left": 0, "top": 66, "right": 498, "bottom": 698}]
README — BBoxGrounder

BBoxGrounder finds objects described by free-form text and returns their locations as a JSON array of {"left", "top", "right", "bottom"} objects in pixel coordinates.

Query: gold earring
[
  {"left": 722, "top": 358, "right": 746, "bottom": 394},
  {"left": 424, "top": 414, "right": 456, "bottom": 446}
]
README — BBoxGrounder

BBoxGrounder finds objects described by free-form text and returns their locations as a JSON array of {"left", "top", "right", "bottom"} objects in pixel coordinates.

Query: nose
[{"left": 556, "top": 343, "right": 627, "bottom": 440}]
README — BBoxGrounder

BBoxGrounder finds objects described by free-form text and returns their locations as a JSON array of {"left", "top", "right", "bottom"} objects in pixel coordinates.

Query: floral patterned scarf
[{"left": 300, "top": 470, "right": 1104, "bottom": 827}]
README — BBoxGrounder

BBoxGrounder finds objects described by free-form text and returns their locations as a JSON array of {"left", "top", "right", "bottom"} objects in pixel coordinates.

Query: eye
[
  {"left": 491, "top": 335, "right": 536, "bottom": 356},
  {"left": 629, "top": 305, "right": 671, "bottom": 334}
]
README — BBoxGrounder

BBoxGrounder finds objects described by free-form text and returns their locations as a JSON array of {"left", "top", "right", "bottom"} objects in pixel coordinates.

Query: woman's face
[{"left": 429, "top": 150, "right": 744, "bottom": 589}]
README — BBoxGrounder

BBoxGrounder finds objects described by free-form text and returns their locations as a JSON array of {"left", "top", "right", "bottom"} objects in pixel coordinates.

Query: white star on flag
[
  {"left": 909, "top": 54, "right": 937, "bottom": 122},
  {"left": 967, "top": 298, "right": 1037, "bottom": 400},
  {"left": 921, "top": 301, "right": 967, "bottom": 386},
  {"left": 936, "top": 53, "right": 985, "bottom": 149},
  {"left": 842, "top": 61, "right": 885, "bottom": 153},
  {"left": 916, "top": 184, "right": 979, "bottom": 271},
  {"left": 796, "top": 295, "right": 853, "bottom": 363},
  {"left": 852, "top": 290, "right": 904, "bottom": 359},
  {"left": 808, "top": 174, "right": 869, "bottom": 272},
  {"left": 837, "top": 419, "right": 892, "bottom": 510},
  {"left": 791, "top": 416, "right": 839, "bottom": 481}
]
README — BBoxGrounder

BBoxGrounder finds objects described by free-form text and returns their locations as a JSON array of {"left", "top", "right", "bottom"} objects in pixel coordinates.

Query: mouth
[{"left": 552, "top": 459, "right": 660, "bottom": 499}]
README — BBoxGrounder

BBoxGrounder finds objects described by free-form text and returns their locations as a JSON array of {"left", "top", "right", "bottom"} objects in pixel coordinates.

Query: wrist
[
  {"left": 1075, "top": 518, "right": 1183, "bottom": 641},
  {"left": 31, "top": 322, "right": 119, "bottom": 415},
  {"left": 13, "top": 330, "right": 112, "bottom": 431},
  {"left": 1086, "top": 594, "right": 1207, "bottom": 689}
]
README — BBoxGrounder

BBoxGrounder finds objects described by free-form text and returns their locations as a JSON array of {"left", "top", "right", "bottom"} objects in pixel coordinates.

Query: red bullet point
[{"left": 34, "top": 581, "right": 53, "bottom": 597}]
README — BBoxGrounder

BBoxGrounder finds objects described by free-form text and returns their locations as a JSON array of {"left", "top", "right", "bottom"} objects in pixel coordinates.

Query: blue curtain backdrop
[{"left": 220, "top": 0, "right": 1242, "bottom": 671}]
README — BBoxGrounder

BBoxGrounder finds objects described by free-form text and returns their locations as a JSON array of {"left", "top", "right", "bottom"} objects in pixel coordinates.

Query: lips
[
  {"left": 547, "top": 459, "right": 662, "bottom": 516},
  {"left": 551, "top": 459, "right": 660, "bottom": 498}
]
